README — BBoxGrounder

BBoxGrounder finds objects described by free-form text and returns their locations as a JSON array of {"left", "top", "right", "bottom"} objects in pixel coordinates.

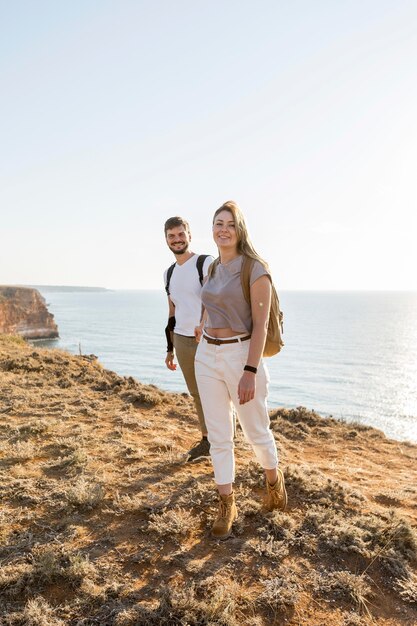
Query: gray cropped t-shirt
[{"left": 201, "top": 255, "right": 270, "bottom": 333}]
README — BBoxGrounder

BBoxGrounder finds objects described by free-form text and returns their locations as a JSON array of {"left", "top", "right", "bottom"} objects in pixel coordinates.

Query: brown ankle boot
[
  {"left": 211, "top": 492, "right": 237, "bottom": 539},
  {"left": 264, "top": 468, "right": 288, "bottom": 512}
]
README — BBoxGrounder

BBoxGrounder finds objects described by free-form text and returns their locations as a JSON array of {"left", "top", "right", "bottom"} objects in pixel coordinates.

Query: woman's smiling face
[{"left": 212, "top": 209, "right": 238, "bottom": 251}]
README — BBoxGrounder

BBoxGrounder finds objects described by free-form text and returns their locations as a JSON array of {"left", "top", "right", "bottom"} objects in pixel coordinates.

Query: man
[{"left": 164, "top": 216, "right": 214, "bottom": 461}]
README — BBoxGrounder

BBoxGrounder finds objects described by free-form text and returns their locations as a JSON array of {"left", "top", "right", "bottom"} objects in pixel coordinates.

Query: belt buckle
[{"left": 204, "top": 335, "right": 222, "bottom": 345}]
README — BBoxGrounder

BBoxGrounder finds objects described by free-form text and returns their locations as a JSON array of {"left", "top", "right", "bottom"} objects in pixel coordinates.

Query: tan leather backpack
[{"left": 240, "top": 256, "right": 284, "bottom": 357}]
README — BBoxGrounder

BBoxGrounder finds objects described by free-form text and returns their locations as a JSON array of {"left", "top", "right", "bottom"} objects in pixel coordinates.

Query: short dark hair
[{"left": 164, "top": 216, "right": 191, "bottom": 236}]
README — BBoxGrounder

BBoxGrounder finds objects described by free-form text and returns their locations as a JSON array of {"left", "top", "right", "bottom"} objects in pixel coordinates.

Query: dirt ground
[{"left": 1, "top": 334, "right": 416, "bottom": 625}]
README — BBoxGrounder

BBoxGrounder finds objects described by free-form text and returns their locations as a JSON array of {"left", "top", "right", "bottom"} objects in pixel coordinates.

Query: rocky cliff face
[{"left": 0, "top": 286, "right": 59, "bottom": 339}]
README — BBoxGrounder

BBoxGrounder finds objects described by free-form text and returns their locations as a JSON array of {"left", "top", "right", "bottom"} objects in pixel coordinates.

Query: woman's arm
[{"left": 237, "top": 274, "right": 271, "bottom": 405}]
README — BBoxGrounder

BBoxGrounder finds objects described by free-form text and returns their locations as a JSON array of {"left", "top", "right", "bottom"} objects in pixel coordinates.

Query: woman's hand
[
  {"left": 194, "top": 324, "right": 203, "bottom": 343},
  {"left": 238, "top": 371, "right": 256, "bottom": 405}
]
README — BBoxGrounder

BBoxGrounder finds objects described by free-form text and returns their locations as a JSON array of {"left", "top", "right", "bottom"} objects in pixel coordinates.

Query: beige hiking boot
[
  {"left": 264, "top": 468, "right": 288, "bottom": 512},
  {"left": 211, "top": 492, "right": 237, "bottom": 540}
]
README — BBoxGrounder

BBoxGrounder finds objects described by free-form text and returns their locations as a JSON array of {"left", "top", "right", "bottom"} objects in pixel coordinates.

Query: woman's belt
[{"left": 202, "top": 334, "right": 251, "bottom": 345}]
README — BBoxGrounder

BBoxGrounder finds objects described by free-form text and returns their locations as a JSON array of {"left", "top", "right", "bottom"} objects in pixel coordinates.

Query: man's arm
[
  {"left": 194, "top": 262, "right": 211, "bottom": 342},
  {"left": 194, "top": 305, "right": 207, "bottom": 343},
  {"left": 165, "top": 297, "right": 177, "bottom": 370}
]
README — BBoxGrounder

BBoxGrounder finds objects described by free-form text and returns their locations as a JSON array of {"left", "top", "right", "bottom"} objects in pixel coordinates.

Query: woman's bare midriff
[{"left": 205, "top": 327, "right": 248, "bottom": 339}]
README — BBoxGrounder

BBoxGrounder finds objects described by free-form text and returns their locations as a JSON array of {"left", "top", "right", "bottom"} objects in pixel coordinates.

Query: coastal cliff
[
  {"left": 0, "top": 286, "right": 58, "bottom": 339},
  {"left": 0, "top": 336, "right": 416, "bottom": 625}
]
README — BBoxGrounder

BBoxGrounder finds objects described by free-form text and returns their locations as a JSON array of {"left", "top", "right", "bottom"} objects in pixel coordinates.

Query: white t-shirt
[{"left": 163, "top": 254, "right": 214, "bottom": 336}]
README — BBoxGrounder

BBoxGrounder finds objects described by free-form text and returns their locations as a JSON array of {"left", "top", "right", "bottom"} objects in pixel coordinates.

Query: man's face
[{"left": 165, "top": 225, "right": 191, "bottom": 255}]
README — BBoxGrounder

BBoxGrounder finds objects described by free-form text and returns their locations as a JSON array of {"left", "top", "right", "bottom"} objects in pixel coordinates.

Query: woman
[{"left": 194, "top": 200, "right": 287, "bottom": 540}]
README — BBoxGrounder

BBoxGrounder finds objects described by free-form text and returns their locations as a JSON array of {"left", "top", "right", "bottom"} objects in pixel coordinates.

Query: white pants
[{"left": 195, "top": 336, "right": 278, "bottom": 485}]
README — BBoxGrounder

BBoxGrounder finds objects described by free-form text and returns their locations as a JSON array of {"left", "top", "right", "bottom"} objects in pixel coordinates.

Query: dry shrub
[
  {"left": 22, "top": 596, "right": 65, "bottom": 626},
  {"left": 264, "top": 510, "right": 298, "bottom": 542},
  {"left": 114, "top": 608, "right": 138, "bottom": 626},
  {"left": 66, "top": 552, "right": 96, "bottom": 583},
  {"left": 148, "top": 507, "right": 194, "bottom": 537},
  {"left": 31, "top": 545, "right": 96, "bottom": 586},
  {"left": 381, "top": 551, "right": 413, "bottom": 581},
  {"left": 0, "top": 334, "right": 26, "bottom": 346},
  {"left": 114, "top": 579, "right": 250, "bottom": 626},
  {"left": 112, "top": 492, "right": 147, "bottom": 513},
  {"left": 31, "top": 546, "right": 63, "bottom": 582},
  {"left": 236, "top": 460, "right": 266, "bottom": 488},
  {"left": 1, "top": 356, "right": 43, "bottom": 373},
  {"left": 285, "top": 464, "right": 364, "bottom": 509},
  {"left": 300, "top": 502, "right": 417, "bottom": 607},
  {"left": 0, "top": 562, "right": 32, "bottom": 595},
  {"left": 302, "top": 506, "right": 373, "bottom": 556},
  {"left": 375, "top": 513, "right": 417, "bottom": 585},
  {"left": 272, "top": 405, "right": 327, "bottom": 427},
  {"left": 65, "top": 476, "right": 105, "bottom": 509},
  {"left": 0, "top": 546, "right": 96, "bottom": 600},
  {"left": 395, "top": 571, "right": 417, "bottom": 604},
  {"left": 0, "top": 509, "right": 10, "bottom": 544},
  {"left": 259, "top": 569, "right": 300, "bottom": 610},
  {"left": 175, "top": 478, "right": 216, "bottom": 510},
  {"left": 150, "top": 441, "right": 184, "bottom": 463},
  {"left": 118, "top": 415, "right": 140, "bottom": 428},
  {"left": 120, "top": 385, "right": 164, "bottom": 407},
  {"left": 17, "top": 420, "right": 50, "bottom": 438},
  {"left": 53, "top": 436, "right": 82, "bottom": 450},
  {"left": 237, "top": 495, "right": 260, "bottom": 517},
  {"left": 377, "top": 512, "right": 417, "bottom": 562},
  {"left": 270, "top": 406, "right": 334, "bottom": 440},
  {"left": 315, "top": 570, "right": 372, "bottom": 613},
  {"left": 233, "top": 484, "right": 260, "bottom": 517},
  {"left": 199, "top": 577, "right": 248, "bottom": 624},
  {"left": 57, "top": 446, "right": 88, "bottom": 474},
  {"left": 120, "top": 444, "right": 146, "bottom": 460},
  {"left": 341, "top": 611, "right": 365, "bottom": 625},
  {"left": 8, "top": 441, "right": 36, "bottom": 461},
  {"left": 247, "top": 536, "right": 289, "bottom": 560},
  {"left": 302, "top": 505, "right": 417, "bottom": 574}
]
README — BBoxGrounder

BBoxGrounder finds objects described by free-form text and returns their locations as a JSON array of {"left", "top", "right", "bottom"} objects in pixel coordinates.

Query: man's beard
[{"left": 169, "top": 243, "right": 188, "bottom": 255}]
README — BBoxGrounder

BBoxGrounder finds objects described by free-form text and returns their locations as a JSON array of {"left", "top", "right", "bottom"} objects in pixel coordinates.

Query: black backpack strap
[
  {"left": 165, "top": 262, "right": 176, "bottom": 296},
  {"left": 196, "top": 255, "right": 209, "bottom": 286}
]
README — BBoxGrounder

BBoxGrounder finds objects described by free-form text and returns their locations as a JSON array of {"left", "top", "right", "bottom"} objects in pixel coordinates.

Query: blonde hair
[{"left": 209, "top": 200, "right": 269, "bottom": 277}]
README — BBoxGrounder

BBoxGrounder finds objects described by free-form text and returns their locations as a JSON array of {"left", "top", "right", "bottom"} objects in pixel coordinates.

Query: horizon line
[{"left": 5, "top": 284, "right": 417, "bottom": 294}]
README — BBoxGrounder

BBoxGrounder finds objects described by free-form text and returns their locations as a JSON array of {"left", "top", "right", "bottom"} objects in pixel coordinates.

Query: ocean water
[{"left": 33, "top": 289, "right": 417, "bottom": 444}]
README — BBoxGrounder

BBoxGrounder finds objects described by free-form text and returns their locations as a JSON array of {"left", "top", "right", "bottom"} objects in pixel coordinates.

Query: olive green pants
[{"left": 173, "top": 333, "right": 207, "bottom": 436}]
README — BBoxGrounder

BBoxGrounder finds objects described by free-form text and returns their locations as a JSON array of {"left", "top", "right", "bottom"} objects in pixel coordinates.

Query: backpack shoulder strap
[
  {"left": 165, "top": 262, "right": 176, "bottom": 296},
  {"left": 196, "top": 254, "right": 209, "bottom": 286},
  {"left": 240, "top": 256, "right": 255, "bottom": 304}
]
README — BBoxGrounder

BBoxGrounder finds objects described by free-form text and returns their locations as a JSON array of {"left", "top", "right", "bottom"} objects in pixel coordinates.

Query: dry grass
[
  {"left": 1, "top": 335, "right": 416, "bottom": 625},
  {"left": 315, "top": 569, "right": 373, "bottom": 614},
  {"left": 22, "top": 596, "right": 65, "bottom": 626},
  {"left": 148, "top": 507, "right": 194, "bottom": 537},
  {"left": 396, "top": 572, "right": 417, "bottom": 604},
  {"left": 260, "top": 570, "right": 301, "bottom": 611},
  {"left": 64, "top": 476, "right": 106, "bottom": 508},
  {"left": 7, "top": 440, "right": 37, "bottom": 461}
]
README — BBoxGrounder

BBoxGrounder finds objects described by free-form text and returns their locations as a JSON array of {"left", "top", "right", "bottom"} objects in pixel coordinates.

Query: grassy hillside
[{"left": 0, "top": 335, "right": 416, "bottom": 625}]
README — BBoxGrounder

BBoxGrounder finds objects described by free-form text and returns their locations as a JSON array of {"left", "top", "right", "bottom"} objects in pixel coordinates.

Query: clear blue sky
[{"left": 1, "top": 0, "right": 416, "bottom": 289}]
